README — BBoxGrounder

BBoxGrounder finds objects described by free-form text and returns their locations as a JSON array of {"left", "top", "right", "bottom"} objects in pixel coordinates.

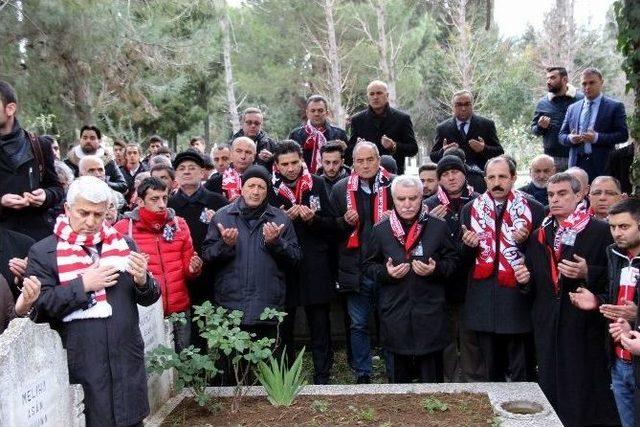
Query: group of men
[{"left": 0, "top": 64, "right": 638, "bottom": 427}]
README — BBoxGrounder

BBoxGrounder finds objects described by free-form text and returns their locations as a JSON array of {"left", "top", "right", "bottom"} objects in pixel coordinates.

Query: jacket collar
[
  {"left": 610, "top": 245, "right": 640, "bottom": 263},
  {"left": 124, "top": 206, "right": 176, "bottom": 222},
  {"left": 547, "top": 84, "right": 578, "bottom": 100}
]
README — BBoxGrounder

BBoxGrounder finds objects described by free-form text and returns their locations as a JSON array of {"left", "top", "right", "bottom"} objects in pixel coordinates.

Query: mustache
[{"left": 491, "top": 186, "right": 505, "bottom": 192}]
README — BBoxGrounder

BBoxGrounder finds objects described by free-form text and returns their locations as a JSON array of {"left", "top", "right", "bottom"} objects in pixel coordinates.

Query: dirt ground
[{"left": 161, "top": 392, "right": 497, "bottom": 426}]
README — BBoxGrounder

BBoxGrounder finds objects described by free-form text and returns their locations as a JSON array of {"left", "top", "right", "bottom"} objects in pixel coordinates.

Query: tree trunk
[
  {"left": 374, "top": 0, "right": 397, "bottom": 106},
  {"left": 220, "top": 8, "right": 240, "bottom": 133},
  {"left": 324, "top": 0, "right": 346, "bottom": 128},
  {"left": 456, "top": 0, "right": 473, "bottom": 91}
]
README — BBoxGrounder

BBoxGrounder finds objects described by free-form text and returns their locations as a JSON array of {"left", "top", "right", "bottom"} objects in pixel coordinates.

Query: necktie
[
  {"left": 459, "top": 122, "right": 467, "bottom": 138},
  {"left": 579, "top": 101, "right": 593, "bottom": 154}
]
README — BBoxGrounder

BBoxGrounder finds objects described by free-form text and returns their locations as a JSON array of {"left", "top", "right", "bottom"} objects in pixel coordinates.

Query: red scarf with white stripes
[
  {"left": 469, "top": 190, "right": 532, "bottom": 287},
  {"left": 273, "top": 161, "right": 314, "bottom": 205},
  {"left": 54, "top": 215, "right": 131, "bottom": 322},
  {"left": 537, "top": 205, "right": 591, "bottom": 295},
  {"left": 346, "top": 167, "right": 392, "bottom": 249},
  {"left": 389, "top": 205, "right": 428, "bottom": 258},
  {"left": 303, "top": 120, "right": 327, "bottom": 174},
  {"left": 436, "top": 184, "right": 474, "bottom": 207},
  {"left": 222, "top": 166, "right": 242, "bottom": 201}
]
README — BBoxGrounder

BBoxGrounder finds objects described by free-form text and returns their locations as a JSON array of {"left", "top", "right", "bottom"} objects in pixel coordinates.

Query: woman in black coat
[{"left": 362, "top": 175, "right": 458, "bottom": 383}]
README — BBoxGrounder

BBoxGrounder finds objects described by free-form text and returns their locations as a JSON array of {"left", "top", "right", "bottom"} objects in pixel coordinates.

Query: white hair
[
  {"left": 391, "top": 174, "right": 423, "bottom": 196},
  {"left": 352, "top": 140, "right": 380, "bottom": 159},
  {"left": 66, "top": 176, "right": 111, "bottom": 206},
  {"left": 232, "top": 136, "right": 257, "bottom": 153},
  {"left": 78, "top": 155, "right": 105, "bottom": 175}
]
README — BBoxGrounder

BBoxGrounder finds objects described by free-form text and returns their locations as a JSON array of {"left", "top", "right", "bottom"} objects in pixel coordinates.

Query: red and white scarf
[
  {"left": 537, "top": 204, "right": 591, "bottom": 294},
  {"left": 436, "top": 184, "right": 474, "bottom": 207},
  {"left": 470, "top": 190, "right": 532, "bottom": 287},
  {"left": 346, "top": 166, "right": 392, "bottom": 249},
  {"left": 389, "top": 205, "right": 428, "bottom": 258},
  {"left": 303, "top": 120, "right": 327, "bottom": 174},
  {"left": 54, "top": 215, "right": 131, "bottom": 322},
  {"left": 222, "top": 166, "right": 242, "bottom": 201},
  {"left": 273, "top": 161, "right": 314, "bottom": 205}
]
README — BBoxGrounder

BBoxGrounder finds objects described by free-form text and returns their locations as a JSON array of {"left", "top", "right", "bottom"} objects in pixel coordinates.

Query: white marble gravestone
[
  {"left": 0, "top": 318, "right": 85, "bottom": 427},
  {"left": 138, "top": 299, "right": 175, "bottom": 414}
]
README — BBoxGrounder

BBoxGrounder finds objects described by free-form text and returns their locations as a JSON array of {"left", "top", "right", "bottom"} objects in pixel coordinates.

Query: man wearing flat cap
[
  {"left": 202, "top": 165, "right": 301, "bottom": 339},
  {"left": 168, "top": 149, "right": 227, "bottom": 306}
]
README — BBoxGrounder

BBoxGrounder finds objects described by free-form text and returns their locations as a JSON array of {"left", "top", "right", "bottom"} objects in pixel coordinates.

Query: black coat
[
  {"left": 289, "top": 123, "right": 348, "bottom": 168},
  {"left": 424, "top": 187, "right": 479, "bottom": 303},
  {"left": 168, "top": 186, "right": 228, "bottom": 304},
  {"left": 202, "top": 200, "right": 301, "bottom": 325},
  {"left": 0, "top": 226, "right": 35, "bottom": 298},
  {"left": 363, "top": 215, "right": 458, "bottom": 355},
  {"left": 347, "top": 105, "right": 418, "bottom": 174},
  {"left": 604, "top": 143, "right": 633, "bottom": 194},
  {"left": 524, "top": 218, "right": 618, "bottom": 427},
  {"left": 460, "top": 195, "right": 545, "bottom": 334},
  {"left": 430, "top": 115, "right": 503, "bottom": 170},
  {"left": 518, "top": 182, "right": 549, "bottom": 206},
  {"left": 231, "top": 129, "right": 278, "bottom": 170},
  {"left": 27, "top": 235, "right": 161, "bottom": 427},
  {"left": 269, "top": 175, "right": 338, "bottom": 306},
  {"left": 119, "top": 163, "right": 148, "bottom": 201},
  {"left": 0, "top": 126, "right": 64, "bottom": 241},
  {"left": 329, "top": 174, "right": 394, "bottom": 292}
]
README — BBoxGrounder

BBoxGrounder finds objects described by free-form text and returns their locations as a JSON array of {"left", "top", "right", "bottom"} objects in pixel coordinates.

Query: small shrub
[
  {"left": 310, "top": 399, "right": 329, "bottom": 413},
  {"left": 255, "top": 347, "right": 306, "bottom": 406}
]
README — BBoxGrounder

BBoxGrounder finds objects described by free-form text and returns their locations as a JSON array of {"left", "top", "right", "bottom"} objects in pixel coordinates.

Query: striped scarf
[
  {"left": 54, "top": 215, "right": 131, "bottom": 322},
  {"left": 272, "top": 161, "right": 313, "bottom": 205},
  {"left": 469, "top": 190, "right": 532, "bottom": 287},
  {"left": 303, "top": 120, "right": 327, "bottom": 174},
  {"left": 222, "top": 166, "right": 242, "bottom": 201}
]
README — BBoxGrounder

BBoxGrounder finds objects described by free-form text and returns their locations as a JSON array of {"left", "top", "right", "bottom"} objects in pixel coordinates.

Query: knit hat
[
  {"left": 241, "top": 165, "right": 272, "bottom": 188},
  {"left": 436, "top": 155, "right": 466, "bottom": 178},
  {"left": 172, "top": 149, "right": 205, "bottom": 169}
]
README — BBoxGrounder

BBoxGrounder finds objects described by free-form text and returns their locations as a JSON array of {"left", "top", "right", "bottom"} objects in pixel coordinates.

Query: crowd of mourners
[{"left": 0, "top": 65, "right": 638, "bottom": 427}]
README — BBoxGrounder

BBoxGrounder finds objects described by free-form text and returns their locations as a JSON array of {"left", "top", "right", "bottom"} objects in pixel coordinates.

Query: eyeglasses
[
  {"left": 244, "top": 120, "right": 262, "bottom": 126},
  {"left": 454, "top": 102, "right": 472, "bottom": 107}
]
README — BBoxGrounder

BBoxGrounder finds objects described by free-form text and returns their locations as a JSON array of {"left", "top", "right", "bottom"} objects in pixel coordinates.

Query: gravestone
[
  {"left": 0, "top": 318, "right": 85, "bottom": 427},
  {"left": 138, "top": 299, "right": 175, "bottom": 414}
]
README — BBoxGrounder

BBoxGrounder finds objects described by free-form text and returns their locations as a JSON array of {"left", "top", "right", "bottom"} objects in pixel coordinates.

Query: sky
[{"left": 494, "top": 0, "right": 615, "bottom": 38}]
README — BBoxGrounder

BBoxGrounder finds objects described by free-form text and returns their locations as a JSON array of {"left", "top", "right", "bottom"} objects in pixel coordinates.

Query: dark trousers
[
  {"left": 475, "top": 331, "right": 528, "bottom": 382},
  {"left": 281, "top": 303, "right": 334, "bottom": 384},
  {"left": 391, "top": 351, "right": 444, "bottom": 384},
  {"left": 443, "top": 302, "right": 485, "bottom": 382},
  {"left": 576, "top": 153, "right": 599, "bottom": 182}
]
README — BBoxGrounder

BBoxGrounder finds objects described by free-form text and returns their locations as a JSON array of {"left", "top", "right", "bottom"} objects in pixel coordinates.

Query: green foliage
[
  {"left": 495, "top": 117, "right": 543, "bottom": 171},
  {"left": 254, "top": 347, "right": 306, "bottom": 407},
  {"left": 146, "top": 302, "right": 283, "bottom": 412},
  {"left": 421, "top": 397, "right": 449, "bottom": 414},
  {"left": 310, "top": 399, "right": 329, "bottom": 413}
]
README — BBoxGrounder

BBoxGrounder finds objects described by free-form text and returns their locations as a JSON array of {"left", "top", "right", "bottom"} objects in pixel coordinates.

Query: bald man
[
  {"left": 518, "top": 154, "right": 556, "bottom": 205},
  {"left": 588, "top": 176, "right": 625, "bottom": 220},
  {"left": 567, "top": 166, "right": 590, "bottom": 204},
  {"left": 346, "top": 80, "right": 418, "bottom": 174},
  {"left": 204, "top": 136, "right": 258, "bottom": 200}
]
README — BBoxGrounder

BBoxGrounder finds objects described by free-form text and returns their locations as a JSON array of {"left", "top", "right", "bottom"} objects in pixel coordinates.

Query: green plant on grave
[
  {"left": 146, "top": 302, "right": 287, "bottom": 413},
  {"left": 357, "top": 406, "right": 376, "bottom": 422},
  {"left": 421, "top": 397, "right": 449, "bottom": 414},
  {"left": 310, "top": 399, "right": 329, "bottom": 413},
  {"left": 255, "top": 347, "right": 306, "bottom": 406}
]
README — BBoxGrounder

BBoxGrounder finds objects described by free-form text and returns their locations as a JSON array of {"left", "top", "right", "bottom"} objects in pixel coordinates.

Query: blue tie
[
  {"left": 459, "top": 122, "right": 467, "bottom": 139},
  {"left": 579, "top": 100, "right": 593, "bottom": 154}
]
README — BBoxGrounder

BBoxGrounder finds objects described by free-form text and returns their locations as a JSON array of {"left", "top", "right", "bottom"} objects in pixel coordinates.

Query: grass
[{"left": 300, "top": 345, "right": 389, "bottom": 385}]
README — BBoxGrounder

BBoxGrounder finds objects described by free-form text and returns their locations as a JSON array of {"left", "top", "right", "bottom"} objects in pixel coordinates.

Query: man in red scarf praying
[
  {"left": 270, "top": 140, "right": 338, "bottom": 384},
  {"left": 518, "top": 172, "right": 619, "bottom": 427},
  {"left": 330, "top": 140, "right": 393, "bottom": 384},
  {"left": 205, "top": 136, "right": 257, "bottom": 201},
  {"left": 363, "top": 175, "right": 458, "bottom": 383},
  {"left": 289, "top": 95, "right": 348, "bottom": 174},
  {"left": 460, "top": 155, "right": 545, "bottom": 382},
  {"left": 26, "top": 175, "right": 160, "bottom": 427}
]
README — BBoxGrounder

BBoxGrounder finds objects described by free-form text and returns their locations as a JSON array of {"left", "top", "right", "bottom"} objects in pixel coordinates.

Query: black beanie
[
  {"left": 173, "top": 148, "right": 205, "bottom": 169},
  {"left": 241, "top": 165, "right": 272, "bottom": 188},
  {"left": 436, "top": 155, "right": 466, "bottom": 179}
]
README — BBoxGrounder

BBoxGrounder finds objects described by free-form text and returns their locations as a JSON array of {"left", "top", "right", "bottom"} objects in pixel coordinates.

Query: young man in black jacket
[{"left": 0, "top": 80, "right": 64, "bottom": 241}]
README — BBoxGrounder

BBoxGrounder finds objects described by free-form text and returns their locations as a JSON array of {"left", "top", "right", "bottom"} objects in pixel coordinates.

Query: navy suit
[{"left": 559, "top": 95, "right": 628, "bottom": 180}]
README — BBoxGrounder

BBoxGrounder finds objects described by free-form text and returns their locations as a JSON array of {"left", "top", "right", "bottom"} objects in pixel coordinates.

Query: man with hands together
[{"left": 363, "top": 175, "right": 458, "bottom": 384}]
